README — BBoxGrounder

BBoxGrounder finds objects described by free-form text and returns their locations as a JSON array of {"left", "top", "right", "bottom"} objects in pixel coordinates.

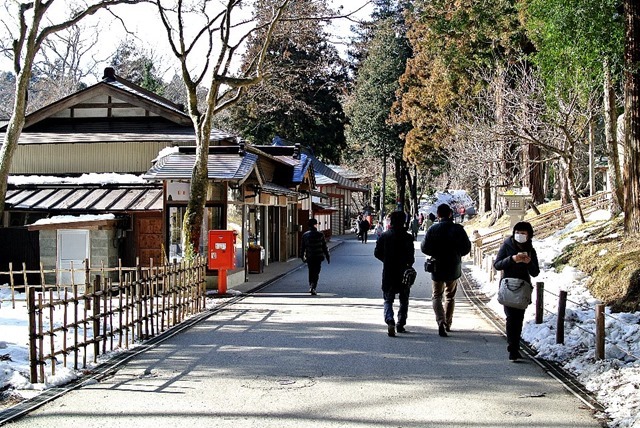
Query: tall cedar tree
[
  {"left": 624, "top": 0, "right": 640, "bottom": 234},
  {"left": 221, "top": 0, "right": 347, "bottom": 163},
  {"left": 345, "top": 1, "right": 411, "bottom": 213},
  {"left": 393, "top": 0, "right": 528, "bottom": 162}
]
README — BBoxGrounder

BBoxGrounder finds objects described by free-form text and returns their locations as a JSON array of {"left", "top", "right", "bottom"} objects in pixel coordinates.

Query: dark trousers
[
  {"left": 383, "top": 287, "right": 409, "bottom": 327},
  {"left": 307, "top": 259, "right": 322, "bottom": 288},
  {"left": 504, "top": 305, "right": 526, "bottom": 350}
]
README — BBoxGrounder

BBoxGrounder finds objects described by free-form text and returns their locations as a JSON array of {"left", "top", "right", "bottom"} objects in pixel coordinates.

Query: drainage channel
[{"left": 459, "top": 270, "right": 605, "bottom": 416}]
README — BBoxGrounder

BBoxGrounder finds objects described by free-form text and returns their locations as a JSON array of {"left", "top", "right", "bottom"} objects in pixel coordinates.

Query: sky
[
  {"left": 2, "top": 188, "right": 640, "bottom": 427},
  {"left": 0, "top": 0, "right": 373, "bottom": 82}
]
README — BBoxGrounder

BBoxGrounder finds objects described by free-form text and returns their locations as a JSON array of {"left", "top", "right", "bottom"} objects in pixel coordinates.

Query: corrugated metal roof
[
  {"left": 144, "top": 152, "right": 258, "bottom": 181},
  {"left": 5, "top": 185, "right": 162, "bottom": 212}
]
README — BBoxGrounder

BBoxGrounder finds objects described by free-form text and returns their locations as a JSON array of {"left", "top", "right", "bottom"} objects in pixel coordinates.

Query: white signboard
[{"left": 167, "top": 181, "right": 190, "bottom": 202}]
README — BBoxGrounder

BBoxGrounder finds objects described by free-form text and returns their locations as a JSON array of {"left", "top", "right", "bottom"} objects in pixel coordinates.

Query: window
[{"left": 168, "top": 205, "right": 223, "bottom": 260}]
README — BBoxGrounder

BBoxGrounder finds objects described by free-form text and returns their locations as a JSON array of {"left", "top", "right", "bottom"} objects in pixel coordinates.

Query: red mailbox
[
  {"left": 208, "top": 230, "right": 236, "bottom": 295},
  {"left": 208, "top": 230, "right": 237, "bottom": 270}
]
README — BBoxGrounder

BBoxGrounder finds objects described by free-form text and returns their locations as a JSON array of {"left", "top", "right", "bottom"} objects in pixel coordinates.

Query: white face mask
[{"left": 514, "top": 233, "right": 527, "bottom": 244}]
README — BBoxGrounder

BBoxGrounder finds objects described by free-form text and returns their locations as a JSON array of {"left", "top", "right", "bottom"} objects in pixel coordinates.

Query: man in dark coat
[
  {"left": 359, "top": 217, "right": 370, "bottom": 243},
  {"left": 300, "top": 218, "right": 330, "bottom": 295},
  {"left": 420, "top": 203, "right": 471, "bottom": 337},
  {"left": 374, "top": 210, "right": 415, "bottom": 337}
]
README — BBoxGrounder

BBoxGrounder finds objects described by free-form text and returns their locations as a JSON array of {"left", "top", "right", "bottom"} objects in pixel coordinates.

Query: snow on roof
[
  {"left": 31, "top": 213, "right": 116, "bottom": 226},
  {"left": 8, "top": 173, "right": 147, "bottom": 186}
]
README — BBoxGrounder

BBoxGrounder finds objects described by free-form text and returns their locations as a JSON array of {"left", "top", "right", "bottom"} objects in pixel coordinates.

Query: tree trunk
[
  {"left": 560, "top": 157, "right": 585, "bottom": 223},
  {"left": 529, "top": 144, "right": 544, "bottom": 204},
  {"left": 405, "top": 165, "right": 418, "bottom": 216},
  {"left": 558, "top": 159, "right": 570, "bottom": 205},
  {"left": 624, "top": 0, "right": 640, "bottom": 234},
  {"left": 0, "top": 65, "right": 32, "bottom": 221},
  {"left": 395, "top": 158, "right": 406, "bottom": 212},
  {"left": 588, "top": 118, "right": 596, "bottom": 196},
  {"left": 380, "top": 149, "right": 387, "bottom": 222},
  {"left": 604, "top": 60, "right": 624, "bottom": 214}
]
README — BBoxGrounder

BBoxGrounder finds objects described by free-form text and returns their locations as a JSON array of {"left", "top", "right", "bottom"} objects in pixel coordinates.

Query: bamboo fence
[{"left": 1, "top": 257, "right": 207, "bottom": 383}]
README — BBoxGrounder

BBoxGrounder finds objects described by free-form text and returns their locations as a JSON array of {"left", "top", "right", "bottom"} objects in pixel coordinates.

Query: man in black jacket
[
  {"left": 374, "top": 210, "right": 416, "bottom": 337},
  {"left": 421, "top": 204, "right": 471, "bottom": 337},
  {"left": 300, "top": 218, "right": 331, "bottom": 295}
]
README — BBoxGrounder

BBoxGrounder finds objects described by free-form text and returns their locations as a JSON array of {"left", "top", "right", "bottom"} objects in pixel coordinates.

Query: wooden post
[
  {"left": 535, "top": 282, "right": 544, "bottom": 324},
  {"left": 489, "top": 256, "right": 496, "bottom": 282},
  {"left": 9, "top": 262, "right": 15, "bottom": 309},
  {"left": 93, "top": 275, "right": 101, "bottom": 363},
  {"left": 85, "top": 258, "right": 92, "bottom": 310},
  {"left": 27, "top": 287, "right": 38, "bottom": 383},
  {"left": 556, "top": 290, "right": 567, "bottom": 344},
  {"left": 595, "top": 303, "right": 605, "bottom": 360}
]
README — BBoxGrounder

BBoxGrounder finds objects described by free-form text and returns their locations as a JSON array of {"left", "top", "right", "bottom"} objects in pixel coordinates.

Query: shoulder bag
[
  {"left": 497, "top": 278, "right": 533, "bottom": 309},
  {"left": 403, "top": 266, "right": 417, "bottom": 287}
]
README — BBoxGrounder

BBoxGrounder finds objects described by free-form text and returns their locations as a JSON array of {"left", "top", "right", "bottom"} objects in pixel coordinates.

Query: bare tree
[
  {"left": 496, "top": 66, "right": 598, "bottom": 223},
  {"left": 29, "top": 24, "right": 102, "bottom": 111},
  {"left": 0, "top": 0, "right": 143, "bottom": 221},
  {"left": 155, "top": 0, "right": 370, "bottom": 256},
  {"left": 153, "top": 0, "right": 294, "bottom": 256}
]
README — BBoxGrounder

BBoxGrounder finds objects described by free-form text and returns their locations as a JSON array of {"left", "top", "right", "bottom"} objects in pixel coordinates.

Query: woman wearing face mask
[{"left": 493, "top": 221, "right": 540, "bottom": 361}]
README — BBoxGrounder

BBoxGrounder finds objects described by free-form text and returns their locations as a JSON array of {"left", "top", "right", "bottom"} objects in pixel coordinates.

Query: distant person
[
  {"left": 300, "top": 218, "right": 331, "bottom": 295},
  {"left": 374, "top": 221, "right": 384, "bottom": 239},
  {"left": 355, "top": 215, "right": 363, "bottom": 240},
  {"left": 425, "top": 212, "right": 436, "bottom": 230},
  {"left": 420, "top": 204, "right": 471, "bottom": 337},
  {"left": 359, "top": 216, "right": 370, "bottom": 244},
  {"left": 493, "top": 222, "right": 540, "bottom": 361},
  {"left": 374, "top": 211, "right": 415, "bottom": 337},
  {"left": 410, "top": 214, "right": 420, "bottom": 241}
]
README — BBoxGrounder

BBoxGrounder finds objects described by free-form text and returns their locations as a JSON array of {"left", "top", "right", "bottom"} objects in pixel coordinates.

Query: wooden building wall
[{"left": 10, "top": 142, "right": 192, "bottom": 175}]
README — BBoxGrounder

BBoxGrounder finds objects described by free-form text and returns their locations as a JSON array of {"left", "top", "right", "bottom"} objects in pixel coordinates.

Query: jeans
[
  {"left": 383, "top": 287, "right": 409, "bottom": 326},
  {"left": 504, "top": 305, "right": 526, "bottom": 350},
  {"left": 432, "top": 279, "right": 458, "bottom": 328}
]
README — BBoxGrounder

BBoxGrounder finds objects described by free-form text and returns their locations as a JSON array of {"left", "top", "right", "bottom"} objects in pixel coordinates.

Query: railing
[
  {"left": 473, "top": 191, "right": 611, "bottom": 263},
  {"left": 1, "top": 257, "right": 207, "bottom": 384},
  {"left": 533, "top": 282, "right": 638, "bottom": 362}
]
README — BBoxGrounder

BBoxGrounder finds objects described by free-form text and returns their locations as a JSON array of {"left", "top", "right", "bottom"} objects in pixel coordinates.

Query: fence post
[
  {"left": 489, "top": 256, "right": 496, "bottom": 282},
  {"left": 27, "top": 286, "right": 38, "bottom": 383},
  {"left": 535, "top": 282, "right": 544, "bottom": 324},
  {"left": 595, "top": 303, "right": 605, "bottom": 360},
  {"left": 85, "top": 258, "right": 92, "bottom": 310},
  {"left": 556, "top": 290, "right": 567, "bottom": 344},
  {"left": 93, "top": 275, "right": 101, "bottom": 363}
]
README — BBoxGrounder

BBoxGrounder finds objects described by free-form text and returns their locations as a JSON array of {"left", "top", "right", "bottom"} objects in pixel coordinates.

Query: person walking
[
  {"left": 410, "top": 214, "right": 420, "bottom": 241},
  {"left": 420, "top": 203, "right": 471, "bottom": 337},
  {"left": 300, "top": 218, "right": 331, "bottom": 295},
  {"left": 374, "top": 210, "right": 416, "bottom": 337},
  {"left": 493, "top": 221, "right": 540, "bottom": 361},
  {"left": 374, "top": 221, "right": 384, "bottom": 239},
  {"left": 359, "top": 216, "right": 370, "bottom": 243}
]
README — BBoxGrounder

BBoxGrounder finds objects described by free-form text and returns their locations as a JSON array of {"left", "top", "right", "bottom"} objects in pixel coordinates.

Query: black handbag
[
  {"left": 424, "top": 257, "right": 436, "bottom": 273},
  {"left": 403, "top": 267, "right": 417, "bottom": 287}
]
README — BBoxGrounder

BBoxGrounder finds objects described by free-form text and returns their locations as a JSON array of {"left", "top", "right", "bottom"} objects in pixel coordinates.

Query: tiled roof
[
  {"left": 261, "top": 182, "right": 300, "bottom": 197},
  {"left": 143, "top": 152, "right": 258, "bottom": 181}
]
